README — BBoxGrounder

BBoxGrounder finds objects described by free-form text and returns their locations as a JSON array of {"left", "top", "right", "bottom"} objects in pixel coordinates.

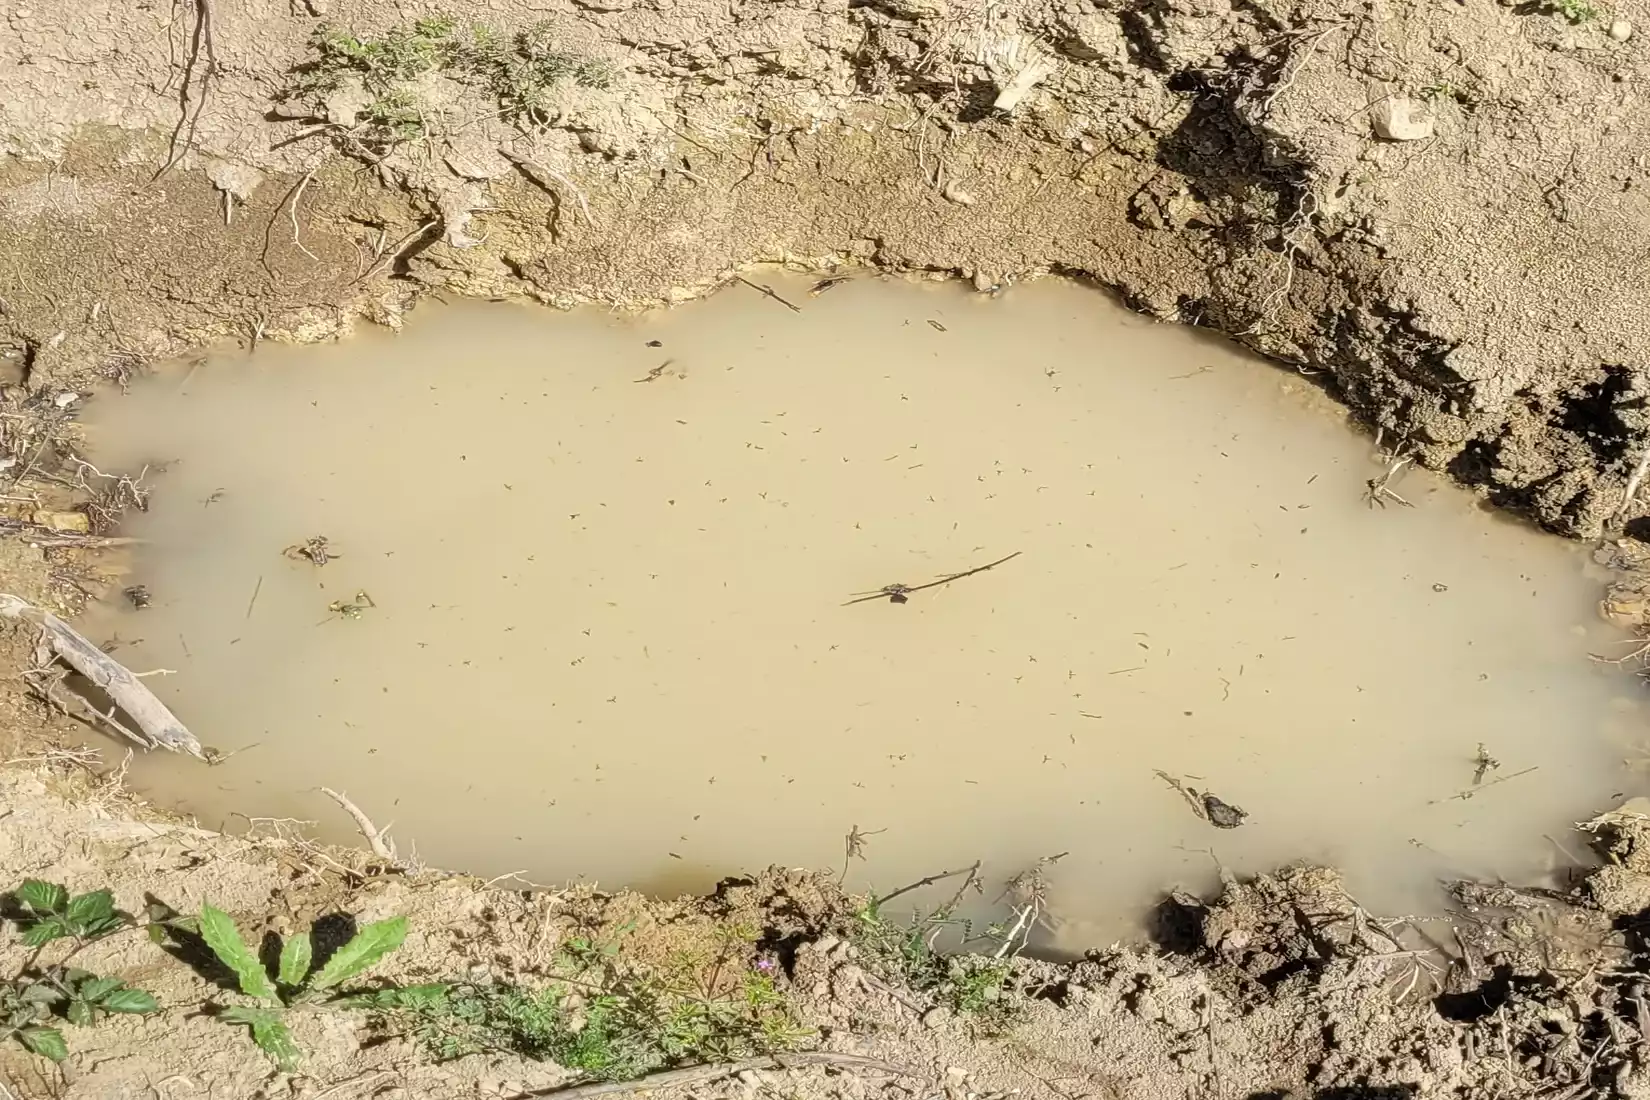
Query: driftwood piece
[{"left": 0, "top": 593, "right": 202, "bottom": 757}]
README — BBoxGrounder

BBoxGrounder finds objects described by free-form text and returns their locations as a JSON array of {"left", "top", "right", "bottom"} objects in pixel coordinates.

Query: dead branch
[
  {"left": 0, "top": 594, "right": 201, "bottom": 756},
  {"left": 319, "top": 786, "right": 397, "bottom": 861},
  {"left": 874, "top": 862, "right": 981, "bottom": 908},
  {"left": 356, "top": 219, "right": 440, "bottom": 284},
  {"left": 287, "top": 164, "right": 322, "bottom": 265},
  {"left": 502, "top": 150, "right": 593, "bottom": 226},
  {"left": 515, "top": 1053, "right": 920, "bottom": 1100},
  {"left": 735, "top": 276, "right": 803, "bottom": 312},
  {"left": 1619, "top": 441, "right": 1650, "bottom": 522}
]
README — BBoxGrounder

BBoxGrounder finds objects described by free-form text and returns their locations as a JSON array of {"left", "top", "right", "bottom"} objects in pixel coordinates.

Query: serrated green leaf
[
  {"left": 15, "top": 881, "right": 67, "bottom": 915},
  {"left": 80, "top": 915, "right": 126, "bottom": 939},
  {"left": 245, "top": 1011, "right": 302, "bottom": 1071},
  {"left": 76, "top": 977, "right": 122, "bottom": 1003},
  {"left": 19, "top": 983, "right": 62, "bottom": 1005},
  {"left": 277, "top": 932, "right": 312, "bottom": 988},
  {"left": 19, "top": 920, "right": 66, "bottom": 947},
  {"left": 102, "top": 988, "right": 157, "bottom": 1014},
  {"left": 334, "top": 982, "right": 449, "bottom": 1010},
  {"left": 307, "top": 917, "right": 407, "bottom": 991},
  {"left": 19, "top": 1026, "right": 66, "bottom": 1061},
  {"left": 198, "top": 905, "right": 277, "bottom": 1003},
  {"left": 218, "top": 1005, "right": 302, "bottom": 1070},
  {"left": 64, "top": 890, "right": 114, "bottom": 927},
  {"left": 219, "top": 1005, "right": 272, "bottom": 1025},
  {"left": 64, "top": 999, "right": 93, "bottom": 1027}
]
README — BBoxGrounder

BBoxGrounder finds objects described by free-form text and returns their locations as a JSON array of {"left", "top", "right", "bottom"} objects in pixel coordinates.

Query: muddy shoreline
[
  {"left": 4, "top": 0, "right": 1650, "bottom": 1096},
  {"left": 5, "top": 0, "right": 1650, "bottom": 537}
]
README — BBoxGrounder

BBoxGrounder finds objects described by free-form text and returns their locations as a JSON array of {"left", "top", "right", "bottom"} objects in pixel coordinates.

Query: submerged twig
[
  {"left": 840, "top": 823, "right": 885, "bottom": 884},
  {"left": 1433, "top": 766, "right": 1539, "bottom": 805},
  {"left": 874, "top": 862, "right": 982, "bottom": 909}
]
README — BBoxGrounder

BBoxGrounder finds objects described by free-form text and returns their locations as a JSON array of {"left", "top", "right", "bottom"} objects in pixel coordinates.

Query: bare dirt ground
[
  {"left": 2, "top": 756, "right": 1650, "bottom": 1100},
  {"left": 5, "top": 0, "right": 1650, "bottom": 1096}
]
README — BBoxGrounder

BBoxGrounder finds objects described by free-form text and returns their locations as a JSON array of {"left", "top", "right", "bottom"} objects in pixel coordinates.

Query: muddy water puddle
[{"left": 80, "top": 275, "right": 1640, "bottom": 945}]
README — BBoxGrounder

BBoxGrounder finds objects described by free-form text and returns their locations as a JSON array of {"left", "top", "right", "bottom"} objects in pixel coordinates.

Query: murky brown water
[{"left": 79, "top": 274, "right": 1640, "bottom": 945}]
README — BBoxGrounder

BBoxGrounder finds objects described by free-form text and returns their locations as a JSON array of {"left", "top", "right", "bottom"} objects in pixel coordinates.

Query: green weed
[
  {"left": 293, "top": 17, "right": 457, "bottom": 97},
  {"left": 283, "top": 16, "right": 617, "bottom": 155},
  {"left": 0, "top": 880, "right": 159, "bottom": 1062},
  {"left": 195, "top": 904, "right": 418, "bottom": 1072},
  {"left": 1542, "top": 0, "right": 1598, "bottom": 22},
  {"left": 850, "top": 898, "right": 1018, "bottom": 1030},
  {"left": 353, "top": 924, "right": 808, "bottom": 1082}
]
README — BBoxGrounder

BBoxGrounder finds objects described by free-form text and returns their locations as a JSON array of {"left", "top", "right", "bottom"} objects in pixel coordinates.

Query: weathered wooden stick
[
  {"left": 319, "top": 786, "right": 397, "bottom": 861},
  {"left": 517, "top": 1053, "right": 920, "bottom": 1100},
  {"left": 0, "top": 594, "right": 202, "bottom": 757}
]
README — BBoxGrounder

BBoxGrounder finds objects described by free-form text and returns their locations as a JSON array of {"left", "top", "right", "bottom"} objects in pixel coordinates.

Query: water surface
[{"left": 79, "top": 274, "right": 1639, "bottom": 944}]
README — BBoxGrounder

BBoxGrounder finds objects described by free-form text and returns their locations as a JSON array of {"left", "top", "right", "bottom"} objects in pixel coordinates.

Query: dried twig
[
  {"left": 995, "top": 852, "right": 1065, "bottom": 958},
  {"left": 844, "top": 551, "right": 1023, "bottom": 607},
  {"left": 874, "top": 862, "right": 980, "bottom": 908},
  {"left": 319, "top": 786, "right": 397, "bottom": 862},
  {"left": 514, "top": 1053, "right": 919, "bottom": 1100},
  {"left": 287, "top": 165, "right": 322, "bottom": 265},
  {"left": 1431, "top": 766, "right": 1539, "bottom": 805},
  {"left": 735, "top": 276, "right": 802, "bottom": 313},
  {"left": 502, "top": 150, "right": 593, "bottom": 227},
  {"left": 1619, "top": 442, "right": 1650, "bottom": 522},
  {"left": 356, "top": 219, "right": 440, "bottom": 284},
  {"left": 840, "top": 823, "right": 885, "bottom": 884}
]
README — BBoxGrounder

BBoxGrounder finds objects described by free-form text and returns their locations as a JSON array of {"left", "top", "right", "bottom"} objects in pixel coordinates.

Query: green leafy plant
[
  {"left": 1542, "top": 0, "right": 1598, "bottom": 22},
  {"left": 283, "top": 16, "right": 619, "bottom": 157},
  {"left": 198, "top": 904, "right": 413, "bottom": 1072},
  {"left": 1, "top": 880, "right": 158, "bottom": 1062},
  {"left": 294, "top": 17, "right": 458, "bottom": 96},
  {"left": 13, "top": 880, "right": 126, "bottom": 947},
  {"left": 851, "top": 897, "right": 1019, "bottom": 1029}
]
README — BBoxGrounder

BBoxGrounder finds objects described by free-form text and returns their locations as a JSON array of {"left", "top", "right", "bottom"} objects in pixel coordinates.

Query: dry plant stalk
[
  {"left": 0, "top": 593, "right": 201, "bottom": 756},
  {"left": 320, "top": 786, "right": 399, "bottom": 863}
]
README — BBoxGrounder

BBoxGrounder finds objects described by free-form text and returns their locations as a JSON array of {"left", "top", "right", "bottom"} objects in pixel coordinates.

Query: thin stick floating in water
[
  {"left": 735, "top": 275, "right": 803, "bottom": 313},
  {"left": 843, "top": 551, "right": 1023, "bottom": 606}
]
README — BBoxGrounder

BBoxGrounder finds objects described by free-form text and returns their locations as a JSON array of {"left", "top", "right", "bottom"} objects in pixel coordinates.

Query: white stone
[
  {"left": 1610, "top": 18, "right": 1633, "bottom": 40},
  {"left": 1371, "top": 97, "right": 1435, "bottom": 141}
]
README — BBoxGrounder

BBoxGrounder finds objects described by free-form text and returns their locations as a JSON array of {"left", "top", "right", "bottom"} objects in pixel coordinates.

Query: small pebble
[
  {"left": 53, "top": 392, "right": 78, "bottom": 408},
  {"left": 1611, "top": 18, "right": 1633, "bottom": 40}
]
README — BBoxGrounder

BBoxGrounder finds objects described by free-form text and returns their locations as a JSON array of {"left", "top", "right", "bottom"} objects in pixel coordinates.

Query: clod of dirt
[{"left": 1370, "top": 96, "right": 1436, "bottom": 142}]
